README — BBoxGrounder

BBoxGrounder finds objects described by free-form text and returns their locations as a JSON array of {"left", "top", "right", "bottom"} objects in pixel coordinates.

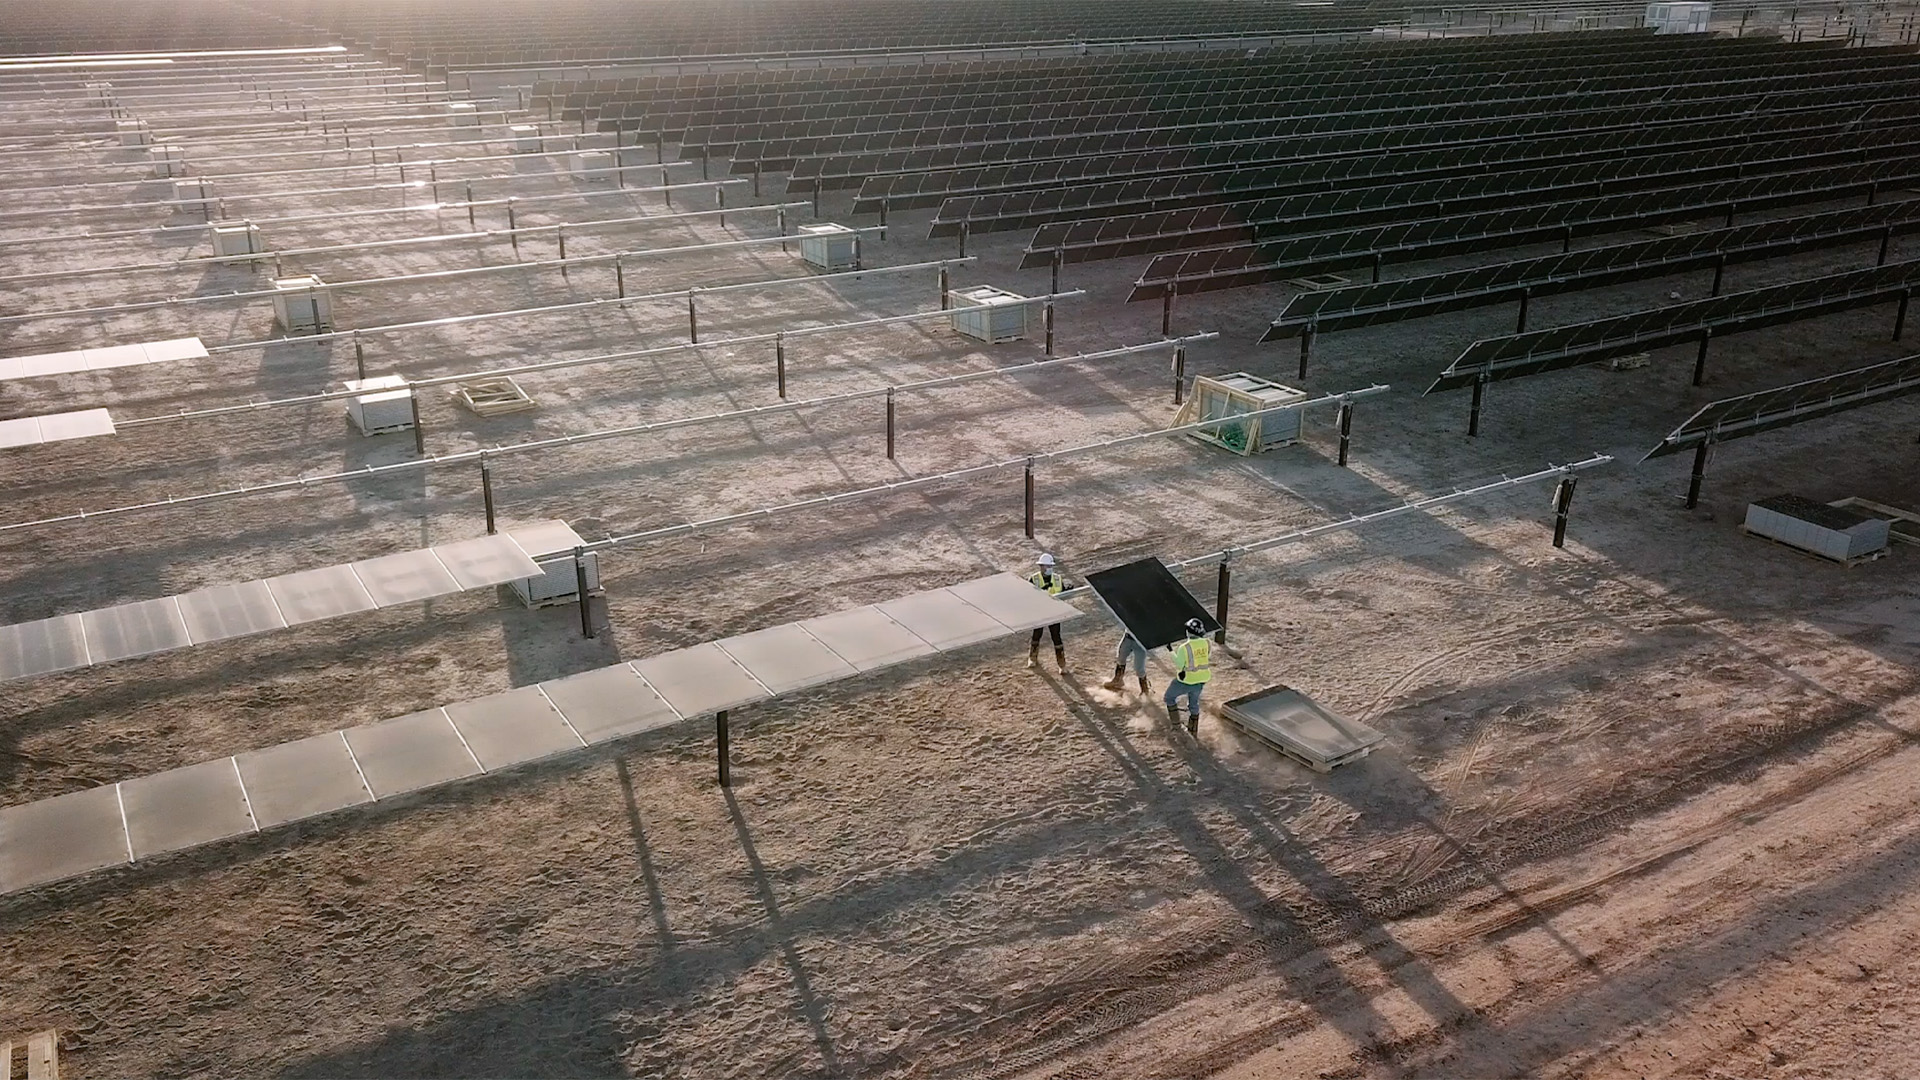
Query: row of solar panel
[
  {"left": 528, "top": 28, "right": 1735, "bottom": 107},
  {"left": 733, "top": 64, "right": 1920, "bottom": 174},
  {"left": 935, "top": 110, "right": 1917, "bottom": 246},
  {"left": 1265, "top": 202, "right": 1920, "bottom": 337},
  {"left": 590, "top": 35, "right": 1797, "bottom": 132},
  {"left": 854, "top": 99, "right": 1920, "bottom": 213},
  {"left": 1430, "top": 259, "right": 1920, "bottom": 391},
  {"left": 1019, "top": 129, "right": 1920, "bottom": 267},
  {"left": 1649, "top": 352, "right": 1920, "bottom": 457},
  {"left": 1130, "top": 158, "right": 1920, "bottom": 299}
]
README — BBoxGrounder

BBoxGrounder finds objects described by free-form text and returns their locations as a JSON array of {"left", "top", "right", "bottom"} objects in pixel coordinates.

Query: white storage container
[
  {"left": 1646, "top": 1, "right": 1711, "bottom": 32},
  {"left": 797, "top": 223, "right": 861, "bottom": 270},
  {"left": 211, "top": 223, "right": 263, "bottom": 258},
  {"left": 949, "top": 285, "right": 1035, "bottom": 343},
  {"left": 508, "top": 124, "right": 543, "bottom": 153},
  {"left": 116, "top": 119, "right": 150, "bottom": 146},
  {"left": 569, "top": 150, "right": 614, "bottom": 182},
  {"left": 271, "top": 274, "right": 332, "bottom": 334},
  {"left": 503, "top": 520, "right": 601, "bottom": 607},
  {"left": 150, "top": 144, "right": 186, "bottom": 178},
  {"left": 444, "top": 101, "right": 480, "bottom": 126},
  {"left": 173, "top": 179, "right": 215, "bottom": 217},
  {"left": 1175, "top": 372, "right": 1309, "bottom": 455},
  {"left": 1744, "top": 495, "right": 1890, "bottom": 563},
  {"left": 342, "top": 375, "right": 415, "bottom": 435}
]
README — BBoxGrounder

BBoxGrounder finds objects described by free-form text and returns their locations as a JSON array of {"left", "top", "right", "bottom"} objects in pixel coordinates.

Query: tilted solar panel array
[{"left": 1645, "top": 353, "right": 1920, "bottom": 459}]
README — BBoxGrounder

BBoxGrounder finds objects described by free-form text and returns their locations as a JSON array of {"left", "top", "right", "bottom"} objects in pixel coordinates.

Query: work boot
[
  {"left": 1166, "top": 703, "right": 1181, "bottom": 728},
  {"left": 1027, "top": 643, "right": 1039, "bottom": 669},
  {"left": 1187, "top": 712, "right": 1200, "bottom": 734},
  {"left": 1055, "top": 648, "right": 1068, "bottom": 674},
  {"left": 1102, "top": 666, "right": 1126, "bottom": 692},
  {"left": 1138, "top": 676, "right": 1151, "bottom": 695}
]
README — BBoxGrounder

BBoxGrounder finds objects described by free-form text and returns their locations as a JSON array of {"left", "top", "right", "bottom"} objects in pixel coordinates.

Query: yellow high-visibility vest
[
  {"left": 1029, "top": 571, "right": 1064, "bottom": 596},
  {"left": 1172, "top": 636, "right": 1212, "bottom": 684}
]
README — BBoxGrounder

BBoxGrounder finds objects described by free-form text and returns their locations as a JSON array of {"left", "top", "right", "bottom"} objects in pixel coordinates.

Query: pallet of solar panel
[
  {"left": 948, "top": 286, "right": 1034, "bottom": 343},
  {"left": 150, "top": 144, "right": 185, "bottom": 178},
  {"left": 451, "top": 376, "right": 535, "bottom": 416},
  {"left": 343, "top": 375, "right": 415, "bottom": 436},
  {"left": 569, "top": 150, "right": 614, "bottom": 183},
  {"left": 503, "top": 520, "right": 600, "bottom": 608},
  {"left": 1172, "top": 373, "right": 1307, "bottom": 456},
  {"left": 114, "top": 118, "right": 149, "bottom": 146},
  {"left": 1221, "top": 687, "right": 1383, "bottom": 773},
  {"left": 797, "top": 223, "right": 860, "bottom": 270},
  {"left": 271, "top": 274, "right": 331, "bottom": 334},
  {"left": 172, "top": 179, "right": 215, "bottom": 219},
  {"left": 508, "top": 124, "right": 543, "bottom": 152},
  {"left": 0, "top": 1029, "right": 61, "bottom": 1080},
  {"left": 210, "top": 222, "right": 264, "bottom": 260},
  {"left": 1742, "top": 495, "right": 1891, "bottom": 566},
  {"left": 443, "top": 101, "right": 480, "bottom": 126},
  {"left": 1830, "top": 498, "right": 1920, "bottom": 546}
]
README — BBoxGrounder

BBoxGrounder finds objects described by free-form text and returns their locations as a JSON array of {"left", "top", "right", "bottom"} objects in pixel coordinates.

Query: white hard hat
[{"left": 1036, "top": 553, "right": 1056, "bottom": 566}]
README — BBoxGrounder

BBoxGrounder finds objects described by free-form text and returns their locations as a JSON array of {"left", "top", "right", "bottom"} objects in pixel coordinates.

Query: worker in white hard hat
[
  {"left": 1163, "top": 617, "right": 1212, "bottom": 732},
  {"left": 1027, "top": 553, "right": 1069, "bottom": 673}
]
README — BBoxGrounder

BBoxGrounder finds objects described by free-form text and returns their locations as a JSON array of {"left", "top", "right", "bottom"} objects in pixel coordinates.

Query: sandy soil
[{"left": 1, "top": 46, "right": 1919, "bottom": 1080}]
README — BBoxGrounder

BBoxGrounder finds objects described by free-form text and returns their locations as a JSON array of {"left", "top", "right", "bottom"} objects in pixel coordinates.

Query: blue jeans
[
  {"left": 1115, "top": 634, "right": 1148, "bottom": 677},
  {"left": 1164, "top": 679, "right": 1204, "bottom": 716}
]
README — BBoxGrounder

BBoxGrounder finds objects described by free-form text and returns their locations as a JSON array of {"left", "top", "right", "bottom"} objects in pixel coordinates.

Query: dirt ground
[{"left": 2, "top": 44, "right": 1919, "bottom": 1080}]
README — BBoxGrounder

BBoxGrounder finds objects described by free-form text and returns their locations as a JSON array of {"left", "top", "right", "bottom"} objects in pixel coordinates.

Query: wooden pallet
[
  {"left": 2, "top": 1030, "right": 61, "bottom": 1080},
  {"left": 451, "top": 377, "right": 536, "bottom": 417},
  {"left": 1605, "top": 352, "right": 1650, "bottom": 371},
  {"left": 1740, "top": 526, "right": 1889, "bottom": 567},
  {"left": 1224, "top": 714, "right": 1379, "bottom": 773},
  {"left": 1284, "top": 272, "right": 1351, "bottom": 291},
  {"left": 1831, "top": 497, "right": 1920, "bottom": 547}
]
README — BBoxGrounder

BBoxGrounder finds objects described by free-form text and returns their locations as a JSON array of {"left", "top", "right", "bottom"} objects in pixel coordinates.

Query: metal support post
[
  {"left": 353, "top": 331, "right": 367, "bottom": 381},
  {"left": 557, "top": 225, "right": 567, "bottom": 277},
  {"left": 1686, "top": 441, "right": 1712, "bottom": 509},
  {"left": 812, "top": 184, "right": 821, "bottom": 217},
  {"left": 1551, "top": 475, "right": 1578, "bottom": 548},
  {"left": 465, "top": 182, "right": 475, "bottom": 227},
  {"left": 1023, "top": 458, "right": 1036, "bottom": 539},
  {"left": 574, "top": 546, "right": 595, "bottom": 638},
  {"left": 1869, "top": 181, "right": 1879, "bottom": 207},
  {"left": 775, "top": 333, "right": 787, "bottom": 399},
  {"left": 852, "top": 233, "right": 863, "bottom": 270},
  {"left": 717, "top": 187, "right": 726, "bottom": 229},
  {"left": 1298, "top": 323, "right": 1314, "bottom": 380},
  {"left": 615, "top": 257, "right": 625, "bottom": 298},
  {"left": 715, "top": 710, "right": 731, "bottom": 787},
  {"left": 507, "top": 198, "right": 518, "bottom": 255},
  {"left": 1725, "top": 201, "right": 1737, "bottom": 229},
  {"left": 1214, "top": 560, "right": 1231, "bottom": 645},
  {"left": 1371, "top": 252, "right": 1383, "bottom": 283},
  {"left": 663, "top": 167, "right": 672, "bottom": 207},
  {"left": 1879, "top": 227, "right": 1893, "bottom": 267},
  {"left": 481, "top": 458, "right": 496, "bottom": 534},
  {"left": 878, "top": 201, "right": 888, "bottom": 233},
  {"left": 1051, "top": 249, "right": 1063, "bottom": 296},
  {"left": 1173, "top": 345, "right": 1187, "bottom": 405},
  {"left": 1044, "top": 302, "right": 1055, "bottom": 356},
  {"left": 1692, "top": 328, "right": 1712, "bottom": 386},
  {"left": 778, "top": 207, "right": 789, "bottom": 252},
  {"left": 409, "top": 387, "right": 425, "bottom": 454},
  {"left": 1336, "top": 400, "right": 1354, "bottom": 466},
  {"left": 752, "top": 163, "right": 762, "bottom": 198},
  {"left": 687, "top": 288, "right": 699, "bottom": 343},
  {"left": 1897, "top": 289, "right": 1913, "bottom": 341},
  {"left": 938, "top": 264, "right": 950, "bottom": 308},
  {"left": 885, "top": 387, "right": 896, "bottom": 458},
  {"left": 959, "top": 221, "right": 969, "bottom": 259},
  {"left": 1711, "top": 255, "right": 1726, "bottom": 296},
  {"left": 1515, "top": 288, "right": 1531, "bottom": 334},
  {"left": 1468, "top": 374, "right": 1488, "bottom": 437},
  {"left": 1161, "top": 285, "right": 1174, "bottom": 336},
  {"left": 1563, "top": 226, "right": 1574, "bottom": 254}
]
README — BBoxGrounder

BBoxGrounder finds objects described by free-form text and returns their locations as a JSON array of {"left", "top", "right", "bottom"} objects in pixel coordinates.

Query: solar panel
[
  {"left": 118, "top": 758, "right": 256, "bottom": 860},
  {"left": 429, "top": 534, "right": 543, "bottom": 590},
  {"left": 79, "top": 597, "right": 191, "bottom": 663},
  {"left": 349, "top": 549, "right": 463, "bottom": 608},
  {"left": 0, "top": 408, "right": 117, "bottom": 448},
  {"left": 633, "top": 643, "right": 772, "bottom": 717},
  {"left": 943, "top": 573, "right": 1082, "bottom": 632},
  {"left": 444, "top": 686, "right": 585, "bottom": 770},
  {"left": 715, "top": 623, "right": 859, "bottom": 694},
  {"left": 341, "top": 709, "right": 482, "bottom": 799},
  {"left": 875, "top": 587, "right": 1011, "bottom": 649},
  {"left": 796, "top": 606, "right": 936, "bottom": 672},
  {"left": 537, "top": 662, "right": 682, "bottom": 744},
  {"left": 234, "top": 732, "right": 374, "bottom": 829},
  {"left": 264, "top": 564, "right": 378, "bottom": 626},
  {"left": 0, "top": 613, "right": 90, "bottom": 680},
  {"left": 0, "top": 783, "right": 128, "bottom": 894},
  {"left": 1645, "top": 353, "right": 1920, "bottom": 459},
  {"left": 0, "top": 337, "right": 206, "bottom": 382},
  {"left": 1084, "top": 558, "right": 1220, "bottom": 651},
  {"left": 175, "top": 580, "right": 289, "bottom": 644}
]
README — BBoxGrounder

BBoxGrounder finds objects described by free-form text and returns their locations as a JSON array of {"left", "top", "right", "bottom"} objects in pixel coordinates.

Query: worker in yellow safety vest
[
  {"left": 1027, "top": 553, "right": 1069, "bottom": 673},
  {"left": 1163, "top": 618, "right": 1212, "bottom": 730}
]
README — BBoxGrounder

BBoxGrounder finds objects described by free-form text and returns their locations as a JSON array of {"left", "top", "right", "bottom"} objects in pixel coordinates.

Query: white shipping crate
[
  {"left": 949, "top": 285, "right": 1035, "bottom": 343},
  {"left": 797, "top": 223, "right": 860, "bottom": 270},
  {"left": 508, "top": 124, "right": 543, "bottom": 153},
  {"left": 173, "top": 179, "right": 215, "bottom": 217},
  {"left": 444, "top": 101, "right": 481, "bottom": 126},
  {"left": 502, "top": 520, "right": 600, "bottom": 607},
  {"left": 1744, "top": 494, "right": 1890, "bottom": 563},
  {"left": 150, "top": 144, "right": 186, "bottom": 178},
  {"left": 210, "top": 223, "right": 263, "bottom": 257},
  {"left": 342, "top": 375, "right": 415, "bottom": 435},
  {"left": 1646, "top": 1, "right": 1711, "bottom": 31},
  {"left": 271, "top": 274, "right": 332, "bottom": 334},
  {"left": 569, "top": 150, "right": 614, "bottom": 182},
  {"left": 116, "top": 119, "right": 150, "bottom": 146}
]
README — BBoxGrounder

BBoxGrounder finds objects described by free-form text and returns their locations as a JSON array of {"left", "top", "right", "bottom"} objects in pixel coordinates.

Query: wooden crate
[
  {"left": 2, "top": 1029, "right": 62, "bottom": 1080},
  {"left": 451, "top": 377, "right": 536, "bottom": 417},
  {"left": 1172, "top": 372, "right": 1307, "bottom": 455}
]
